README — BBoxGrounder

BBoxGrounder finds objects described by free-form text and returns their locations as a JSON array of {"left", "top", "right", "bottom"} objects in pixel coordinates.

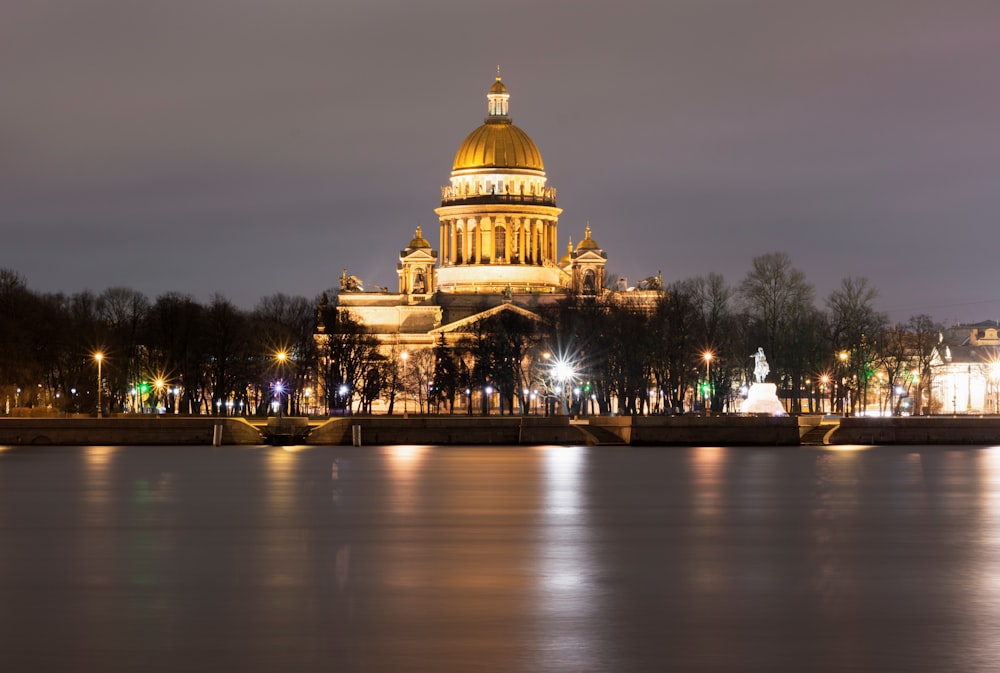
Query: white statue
[{"left": 751, "top": 347, "right": 769, "bottom": 384}]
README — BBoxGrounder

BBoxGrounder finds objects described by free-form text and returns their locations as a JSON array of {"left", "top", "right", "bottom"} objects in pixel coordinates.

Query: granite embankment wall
[
  {"left": 623, "top": 415, "right": 802, "bottom": 445},
  {"left": 0, "top": 417, "right": 264, "bottom": 445},
  {"left": 6, "top": 415, "right": 996, "bottom": 447},
  {"left": 307, "top": 416, "right": 591, "bottom": 445},
  {"left": 306, "top": 415, "right": 804, "bottom": 446},
  {"left": 0, "top": 415, "right": 805, "bottom": 447},
  {"left": 828, "top": 416, "right": 1000, "bottom": 445}
]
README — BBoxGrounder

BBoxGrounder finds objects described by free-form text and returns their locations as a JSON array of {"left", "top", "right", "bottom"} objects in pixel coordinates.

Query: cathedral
[{"left": 334, "top": 72, "right": 654, "bottom": 351}]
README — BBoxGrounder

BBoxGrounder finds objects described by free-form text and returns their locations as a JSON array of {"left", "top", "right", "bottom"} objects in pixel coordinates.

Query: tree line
[{"left": 0, "top": 252, "right": 944, "bottom": 416}]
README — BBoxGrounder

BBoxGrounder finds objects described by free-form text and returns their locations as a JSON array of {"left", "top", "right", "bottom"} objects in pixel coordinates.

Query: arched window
[
  {"left": 494, "top": 225, "right": 506, "bottom": 262},
  {"left": 583, "top": 270, "right": 596, "bottom": 294},
  {"left": 456, "top": 228, "right": 464, "bottom": 264}
]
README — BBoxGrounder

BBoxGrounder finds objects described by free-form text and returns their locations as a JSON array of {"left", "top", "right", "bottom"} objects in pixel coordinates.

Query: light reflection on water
[{"left": 1, "top": 444, "right": 1000, "bottom": 671}]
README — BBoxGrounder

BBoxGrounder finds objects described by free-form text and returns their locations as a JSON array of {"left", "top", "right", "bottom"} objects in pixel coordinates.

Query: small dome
[
  {"left": 576, "top": 226, "right": 600, "bottom": 250},
  {"left": 407, "top": 226, "right": 431, "bottom": 249},
  {"left": 489, "top": 77, "right": 508, "bottom": 95}
]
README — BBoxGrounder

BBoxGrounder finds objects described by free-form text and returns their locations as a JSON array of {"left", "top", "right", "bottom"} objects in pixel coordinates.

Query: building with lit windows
[{"left": 929, "top": 323, "right": 1000, "bottom": 414}]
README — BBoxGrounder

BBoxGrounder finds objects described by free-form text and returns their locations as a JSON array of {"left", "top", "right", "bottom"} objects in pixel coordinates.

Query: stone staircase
[
  {"left": 572, "top": 421, "right": 628, "bottom": 446},
  {"left": 799, "top": 419, "right": 840, "bottom": 445}
]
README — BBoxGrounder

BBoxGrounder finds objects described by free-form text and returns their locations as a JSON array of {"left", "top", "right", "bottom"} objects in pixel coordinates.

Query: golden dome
[
  {"left": 453, "top": 123, "right": 544, "bottom": 171},
  {"left": 576, "top": 225, "right": 600, "bottom": 250},
  {"left": 407, "top": 226, "right": 430, "bottom": 249},
  {"left": 452, "top": 74, "right": 545, "bottom": 172}
]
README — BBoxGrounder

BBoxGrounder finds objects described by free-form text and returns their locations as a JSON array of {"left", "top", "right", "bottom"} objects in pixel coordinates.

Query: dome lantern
[
  {"left": 451, "top": 71, "right": 545, "bottom": 173},
  {"left": 487, "top": 66, "right": 510, "bottom": 119}
]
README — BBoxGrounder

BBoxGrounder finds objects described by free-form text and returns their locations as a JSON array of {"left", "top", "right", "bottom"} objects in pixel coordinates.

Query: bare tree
[
  {"left": 826, "top": 277, "right": 887, "bottom": 415},
  {"left": 905, "top": 314, "right": 944, "bottom": 414},
  {"left": 738, "top": 252, "right": 815, "bottom": 411}
]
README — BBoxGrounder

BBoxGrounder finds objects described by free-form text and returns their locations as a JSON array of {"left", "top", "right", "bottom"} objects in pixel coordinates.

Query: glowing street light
[
  {"left": 154, "top": 378, "right": 165, "bottom": 412},
  {"left": 550, "top": 356, "right": 577, "bottom": 415},
  {"left": 273, "top": 380, "right": 285, "bottom": 418},
  {"left": 400, "top": 351, "right": 409, "bottom": 416},
  {"left": 273, "top": 351, "right": 292, "bottom": 415},
  {"left": 94, "top": 352, "right": 104, "bottom": 418},
  {"left": 703, "top": 351, "right": 713, "bottom": 413}
]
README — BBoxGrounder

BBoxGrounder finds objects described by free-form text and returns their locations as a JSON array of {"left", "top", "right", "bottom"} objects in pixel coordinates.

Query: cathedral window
[{"left": 495, "top": 225, "right": 506, "bottom": 262}]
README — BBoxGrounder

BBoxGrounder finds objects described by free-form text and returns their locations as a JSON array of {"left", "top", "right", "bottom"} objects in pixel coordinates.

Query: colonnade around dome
[{"left": 437, "top": 213, "right": 559, "bottom": 267}]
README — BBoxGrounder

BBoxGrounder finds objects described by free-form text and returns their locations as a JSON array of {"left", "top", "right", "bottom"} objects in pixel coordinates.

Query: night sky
[{"left": 5, "top": 1, "right": 1000, "bottom": 324}]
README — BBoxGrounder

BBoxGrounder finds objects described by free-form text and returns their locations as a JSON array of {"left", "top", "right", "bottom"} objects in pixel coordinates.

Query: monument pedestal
[{"left": 741, "top": 383, "right": 785, "bottom": 416}]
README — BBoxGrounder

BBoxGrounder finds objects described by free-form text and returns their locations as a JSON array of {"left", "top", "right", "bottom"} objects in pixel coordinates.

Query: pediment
[{"left": 430, "top": 302, "right": 545, "bottom": 334}]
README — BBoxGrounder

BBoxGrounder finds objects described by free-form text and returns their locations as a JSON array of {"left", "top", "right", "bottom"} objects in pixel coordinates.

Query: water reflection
[
  {"left": 534, "top": 446, "right": 602, "bottom": 670},
  {"left": 4, "top": 444, "right": 1000, "bottom": 672}
]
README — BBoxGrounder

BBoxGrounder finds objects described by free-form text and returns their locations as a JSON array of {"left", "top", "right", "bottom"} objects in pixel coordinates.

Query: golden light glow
[
  {"left": 387, "top": 444, "right": 429, "bottom": 464},
  {"left": 703, "top": 351, "right": 713, "bottom": 364},
  {"left": 275, "top": 351, "right": 288, "bottom": 363},
  {"left": 94, "top": 352, "right": 104, "bottom": 363}
]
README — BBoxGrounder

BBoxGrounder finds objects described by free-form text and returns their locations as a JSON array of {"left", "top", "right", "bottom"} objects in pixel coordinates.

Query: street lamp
[
  {"left": 551, "top": 357, "right": 577, "bottom": 415},
  {"left": 94, "top": 352, "right": 104, "bottom": 418},
  {"left": 272, "top": 381, "right": 285, "bottom": 418},
  {"left": 274, "top": 351, "right": 290, "bottom": 415},
  {"left": 703, "top": 351, "right": 713, "bottom": 413},
  {"left": 838, "top": 351, "right": 849, "bottom": 416},
  {"left": 400, "top": 351, "right": 409, "bottom": 416},
  {"left": 338, "top": 384, "right": 349, "bottom": 415}
]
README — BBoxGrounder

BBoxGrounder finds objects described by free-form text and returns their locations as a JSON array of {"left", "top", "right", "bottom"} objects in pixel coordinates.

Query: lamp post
[
  {"left": 94, "top": 352, "right": 104, "bottom": 418},
  {"left": 400, "top": 351, "right": 409, "bottom": 416},
  {"left": 838, "top": 350, "right": 849, "bottom": 416},
  {"left": 155, "top": 378, "right": 165, "bottom": 413},
  {"left": 552, "top": 357, "right": 576, "bottom": 415},
  {"left": 272, "top": 381, "right": 285, "bottom": 418},
  {"left": 338, "top": 384, "right": 349, "bottom": 415},
  {"left": 275, "top": 350, "right": 289, "bottom": 415},
  {"left": 703, "top": 351, "right": 713, "bottom": 414}
]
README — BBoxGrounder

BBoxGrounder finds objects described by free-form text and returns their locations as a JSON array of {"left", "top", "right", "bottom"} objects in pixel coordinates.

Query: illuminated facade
[
  {"left": 929, "top": 325, "right": 1000, "bottom": 414},
  {"left": 336, "top": 73, "right": 637, "bottom": 350}
]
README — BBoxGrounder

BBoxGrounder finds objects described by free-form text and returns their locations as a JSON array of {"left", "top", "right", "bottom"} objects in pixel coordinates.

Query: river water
[{"left": 1, "top": 444, "right": 999, "bottom": 672}]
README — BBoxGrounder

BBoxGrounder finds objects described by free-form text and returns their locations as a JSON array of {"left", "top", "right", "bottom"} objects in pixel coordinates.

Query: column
[{"left": 503, "top": 217, "right": 511, "bottom": 263}]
